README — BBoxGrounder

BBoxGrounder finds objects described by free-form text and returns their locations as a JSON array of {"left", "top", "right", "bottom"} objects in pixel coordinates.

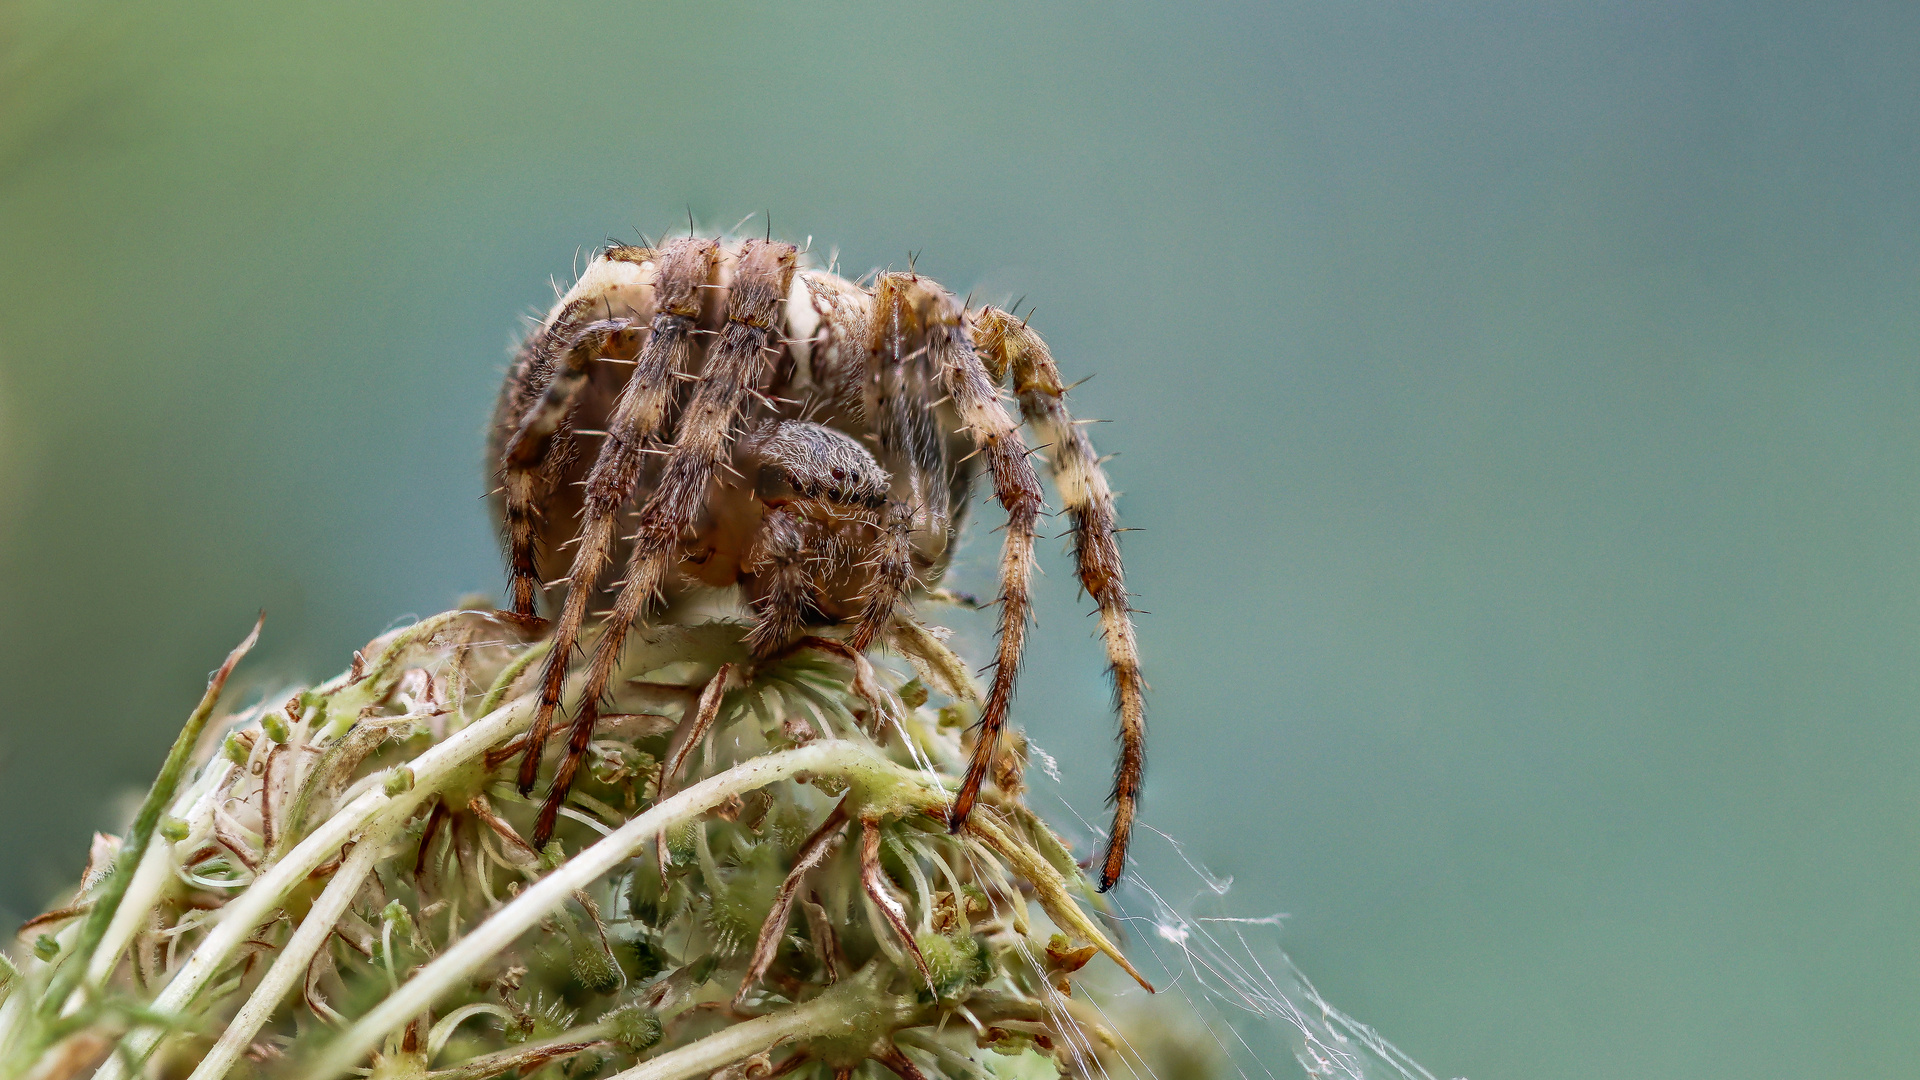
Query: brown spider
[{"left": 488, "top": 232, "right": 1146, "bottom": 891}]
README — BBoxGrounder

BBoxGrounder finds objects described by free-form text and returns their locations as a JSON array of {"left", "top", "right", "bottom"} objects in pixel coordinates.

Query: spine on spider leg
[{"left": 976, "top": 307, "right": 1148, "bottom": 892}]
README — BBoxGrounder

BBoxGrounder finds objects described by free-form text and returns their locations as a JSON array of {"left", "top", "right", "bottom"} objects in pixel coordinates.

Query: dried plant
[{"left": 0, "top": 608, "right": 1203, "bottom": 1080}]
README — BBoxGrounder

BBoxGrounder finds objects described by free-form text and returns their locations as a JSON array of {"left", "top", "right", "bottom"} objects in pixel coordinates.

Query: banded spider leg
[
  {"left": 974, "top": 308, "right": 1146, "bottom": 893},
  {"left": 526, "top": 238, "right": 800, "bottom": 846}
]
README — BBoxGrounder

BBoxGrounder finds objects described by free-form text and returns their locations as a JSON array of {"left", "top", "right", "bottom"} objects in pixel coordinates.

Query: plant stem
[
  {"left": 80, "top": 761, "right": 237, "bottom": 995},
  {"left": 306, "top": 740, "right": 921, "bottom": 1080},
  {"left": 37, "top": 616, "right": 261, "bottom": 1024},
  {"left": 609, "top": 964, "right": 894, "bottom": 1080},
  {"left": 889, "top": 620, "right": 982, "bottom": 707},
  {"left": 95, "top": 687, "right": 544, "bottom": 1080},
  {"left": 188, "top": 812, "right": 403, "bottom": 1080},
  {"left": 966, "top": 811, "right": 1152, "bottom": 992},
  {"left": 477, "top": 638, "right": 551, "bottom": 719},
  {"left": 600, "top": 976, "right": 1056, "bottom": 1080}
]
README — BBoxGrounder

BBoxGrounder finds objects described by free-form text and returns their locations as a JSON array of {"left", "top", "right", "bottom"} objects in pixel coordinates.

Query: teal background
[{"left": 3, "top": 3, "right": 1918, "bottom": 1076}]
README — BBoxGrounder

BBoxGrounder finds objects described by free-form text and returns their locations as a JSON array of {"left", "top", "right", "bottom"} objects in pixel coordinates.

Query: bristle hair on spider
[{"left": 489, "top": 227, "right": 1147, "bottom": 890}]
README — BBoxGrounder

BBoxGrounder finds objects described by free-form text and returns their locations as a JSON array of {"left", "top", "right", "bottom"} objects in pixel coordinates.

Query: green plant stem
[
  {"left": 610, "top": 964, "right": 895, "bottom": 1080},
  {"left": 96, "top": 685, "right": 546, "bottom": 1080},
  {"left": 602, "top": 972, "right": 1056, "bottom": 1080},
  {"left": 889, "top": 620, "right": 982, "bottom": 706},
  {"left": 36, "top": 616, "right": 261, "bottom": 1025},
  {"left": 478, "top": 638, "right": 551, "bottom": 719},
  {"left": 966, "top": 812, "right": 1153, "bottom": 992},
  {"left": 188, "top": 812, "right": 403, "bottom": 1080},
  {"left": 429, "top": 1036, "right": 613, "bottom": 1080},
  {"left": 307, "top": 740, "right": 932, "bottom": 1080},
  {"left": 81, "top": 761, "right": 238, "bottom": 994}
]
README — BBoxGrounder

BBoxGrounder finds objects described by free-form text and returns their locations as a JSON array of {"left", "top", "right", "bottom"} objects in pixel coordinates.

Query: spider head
[
  {"left": 742, "top": 420, "right": 889, "bottom": 513},
  {"left": 812, "top": 454, "right": 889, "bottom": 512}
]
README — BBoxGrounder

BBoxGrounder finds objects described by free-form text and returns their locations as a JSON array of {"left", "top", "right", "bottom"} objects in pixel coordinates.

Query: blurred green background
[{"left": 3, "top": 1, "right": 1917, "bottom": 1076}]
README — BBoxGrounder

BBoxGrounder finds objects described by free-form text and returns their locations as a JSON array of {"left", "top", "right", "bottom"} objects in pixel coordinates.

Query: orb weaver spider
[{"left": 489, "top": 231, "right": 1146, "bottom": 891}]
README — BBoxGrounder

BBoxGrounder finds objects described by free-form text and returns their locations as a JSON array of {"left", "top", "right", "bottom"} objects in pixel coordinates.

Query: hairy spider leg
[
  {"left": 898, "top": 282, "right": 1047, "bottom": 840},
  {"left": 497, "top": 315, "right": 641, "bottom": 614},
  {"left": 790, "top": 276, "right": 911, "bottom": 652},
  {"left": 851, "top": 274, "right": 957, "bottom": 651},
  {"left": 496, "top": 315, "right": 567, "bottom": 617},
  {"left": 849, "top": 500, "right": 915, "bottom": 651},
  {"left": 975, "top": 307, "right": 1146, "bottom": 893},
  {"left": 789, "top": 271, "right": 870, "bottom": 429},
  {"left": 495, "top": 247, "right": 658, "bottom": 616},
  {"left": 517, "top": 238, "right": 720, "bottom": 796},
  {"left": 529, "top": 238, "right": 799, "bottom": 847}
]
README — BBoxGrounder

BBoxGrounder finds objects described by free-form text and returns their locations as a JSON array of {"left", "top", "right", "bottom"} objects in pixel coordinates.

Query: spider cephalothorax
[{"left": 489, "top": 233, "right": 1147, "bottom": 890}]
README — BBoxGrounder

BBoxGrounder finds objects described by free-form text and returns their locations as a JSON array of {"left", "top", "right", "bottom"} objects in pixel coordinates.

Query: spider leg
[
  {"left": 871, "top": 278, "right": 1045, "bottom": 840},
  {"left": 848, "top": 499, "right": 913, "bottom": 652},
  {"left": 788, "top": 272, "right": 913, "bottom": 650},
  {"left": 975, "top": 308, "right": 1145, "bottom": 893},
  {"left": 498, "top": 317, "right": 644, "bottom": 614},
  {"left": 851, "top": 274, "right": 953, "bottom": 651},
  {"left": 528, "top": 238, "right": 799, "bottom": 848},
  {"left": 517, "top": 238, "right": 720, "bottom": 796},
  {"left": 493, "top": 247, "right": 656, "bottom": 617}
]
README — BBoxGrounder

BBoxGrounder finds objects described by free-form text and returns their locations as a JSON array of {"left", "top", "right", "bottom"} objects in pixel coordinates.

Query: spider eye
[{"left": 830, "top": 468, "right": 847, "bottom": 481}]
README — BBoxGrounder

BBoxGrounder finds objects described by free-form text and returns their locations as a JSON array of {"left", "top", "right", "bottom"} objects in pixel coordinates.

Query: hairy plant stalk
[
  {"left": 95, "top": 678, "right": 550, "bottom": 1080},
  {"left": 608, "top": 963, "right": 893, "bottom": 1080},
  {"left": 81, "top": 761, "right": 236, "bottom": 997}
]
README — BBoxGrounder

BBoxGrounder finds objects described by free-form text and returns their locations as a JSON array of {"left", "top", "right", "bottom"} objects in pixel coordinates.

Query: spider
[{"left": 488, "top": 231, "right": 1146, "bottom": 891}]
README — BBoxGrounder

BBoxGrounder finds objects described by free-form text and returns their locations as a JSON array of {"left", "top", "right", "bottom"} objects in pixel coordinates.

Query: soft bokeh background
[{"left": 4, "top": 2, "right": 1918, "bottom": 1076}]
